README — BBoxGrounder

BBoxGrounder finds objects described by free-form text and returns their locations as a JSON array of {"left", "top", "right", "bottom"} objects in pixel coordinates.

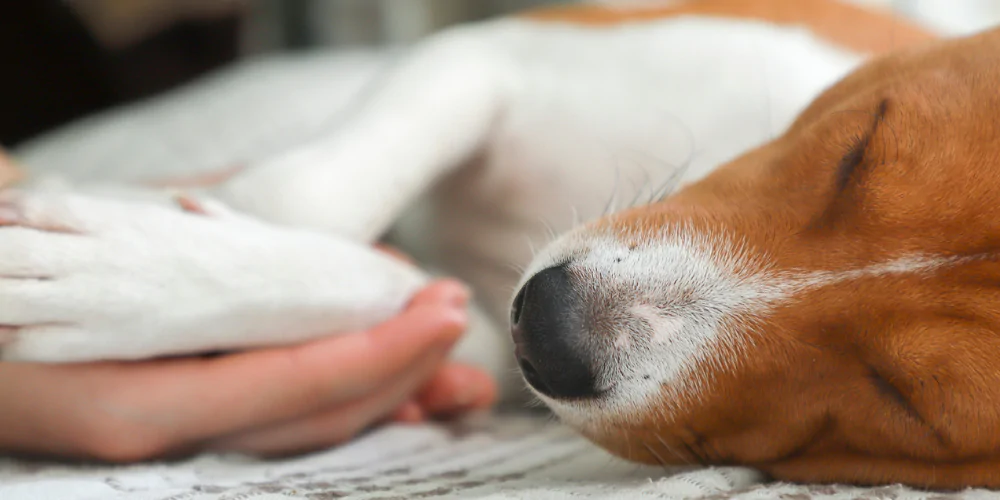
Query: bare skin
[{"left": 0, "top": 279, "right": 497, "bottom": 461}]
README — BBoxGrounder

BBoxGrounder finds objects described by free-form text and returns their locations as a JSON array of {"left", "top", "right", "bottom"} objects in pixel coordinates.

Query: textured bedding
[{"left": 1, "top": 414, "right": 996, "bottom": 500}]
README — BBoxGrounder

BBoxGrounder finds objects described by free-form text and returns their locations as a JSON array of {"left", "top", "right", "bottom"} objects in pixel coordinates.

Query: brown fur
[
  {"left": 579, "top": 24, "right": 1000, "bottom": 489},
  {"left": 522, "top": 0, "right": 935, "bottom": 54}
]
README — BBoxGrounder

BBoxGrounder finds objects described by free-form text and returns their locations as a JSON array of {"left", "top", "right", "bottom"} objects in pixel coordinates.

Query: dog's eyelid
[
  {"left": 834, "top": 99, "right": 889, "bottom": 195},
  {"left": 835, "top": 133, "right": 870, "bottom": 193},
  {"left": 805, "top": 100, "right": 890, "bottom": 232}
]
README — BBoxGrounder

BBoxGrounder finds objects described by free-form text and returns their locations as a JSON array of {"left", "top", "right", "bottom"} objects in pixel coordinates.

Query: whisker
[
  {"left": 640, "top": 440, "right": 670, "bottom": 470},
  {"left": 570, "top": 205, "right": 581, "bottom": 227},
  {"left": 675, "top": 430, "right": 708, "bottom": 466},
  {"left": 628, "top": 166, "right": 653, "bottom": 209},
  {"left": 536, "top": 216, "right": 558, "bottom": 244},
  {"left": 522, "top": 234, "right": 537, "bottom": 258},
  {"left": 653, "top": 428, "right": 692, "bottom": 466},
  {"left": 623, "top": 428, "right": 634, "bottom": 463},
  {"left": 649, "top": 159, "right": 691, "bottom": 204},
  {"left": 603, "top": 163, "right": 624, "bottom": 217},
  {"left": 504, "top": 261, "right": 526, "bottom": 275},
  {"left": 646, "top": 105, "right": 698, "bottom": 203}
]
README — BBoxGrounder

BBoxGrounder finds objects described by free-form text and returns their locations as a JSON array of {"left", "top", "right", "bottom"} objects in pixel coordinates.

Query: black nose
[{"left": 510, "top": 264, "right": 599, "bottom": 400}]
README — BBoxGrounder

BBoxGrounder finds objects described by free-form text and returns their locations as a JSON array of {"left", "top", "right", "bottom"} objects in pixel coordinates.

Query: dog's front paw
[{"left": 0, "top": 191, "right": 425, "bottom": 363}]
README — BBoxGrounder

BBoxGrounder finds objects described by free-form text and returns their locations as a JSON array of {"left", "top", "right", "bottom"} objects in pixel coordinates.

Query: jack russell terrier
[{"left": 8, "top": 0, "right": 997, "bottom": 489}]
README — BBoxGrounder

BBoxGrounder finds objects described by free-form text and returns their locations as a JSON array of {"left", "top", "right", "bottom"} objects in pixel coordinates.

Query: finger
[
  {"left": 415, "top": 364, "right": 498, "bottom": 418},
  {"left": 388, "top": 364, "right": 496, "bottom": 425},
  {"left": 124, "top": 281, "right": 471, "bottom": 442},
  {"left": 172, "top": 193, "right": 244, "bottom": 220},
  {"left": 389, "top": 401, "right": 425, "bottom": 423},
  {"left": 148, "top": 165, "right": 246, "bottom": 189},
  {"left": 373, "top": 244, "right": 414, "bottom": 265},
  {"left": 207, "top": 339, "right": 451, "bottom": 455},
  {"left": 405, "top": 279, "right": 469, "bottom": 309},
  {"left": 173, "top": 194, "right": 207, "bottom": 215}
]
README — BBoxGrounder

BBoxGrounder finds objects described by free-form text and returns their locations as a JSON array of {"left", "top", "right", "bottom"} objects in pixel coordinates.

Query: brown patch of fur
[{"left": 522, "top": 0, "right": 935, "bottom": 54}]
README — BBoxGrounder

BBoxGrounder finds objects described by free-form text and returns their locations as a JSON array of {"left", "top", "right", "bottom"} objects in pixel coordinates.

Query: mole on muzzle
[{"left": 510, "top": 264, "right": 603, "bottom": 400}]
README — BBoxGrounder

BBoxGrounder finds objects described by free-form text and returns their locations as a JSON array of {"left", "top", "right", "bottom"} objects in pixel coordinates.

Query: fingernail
[
  {"left": 443, "top": 306, "right": 469, "bottom": 328},
  {"left": 446, "top": 282, "right": 472, "bottom": 308}
]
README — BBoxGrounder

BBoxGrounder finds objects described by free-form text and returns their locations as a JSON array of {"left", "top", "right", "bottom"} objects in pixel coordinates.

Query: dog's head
[{"left": 512, "top": 28, "right": 1000, "bottom": 488}]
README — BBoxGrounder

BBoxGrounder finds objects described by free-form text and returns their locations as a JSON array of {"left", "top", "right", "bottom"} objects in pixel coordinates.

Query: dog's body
[{"left": 11, "top": 0, "right": 995, "bottom": 488}]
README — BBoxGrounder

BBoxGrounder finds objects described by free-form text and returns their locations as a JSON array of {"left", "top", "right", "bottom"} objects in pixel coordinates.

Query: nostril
[
  {"left": 516, "top": 354, "right": 551, "bottom": 395},
  {"left": 510, "top": 282, "right": 528, "bottom": 326}
]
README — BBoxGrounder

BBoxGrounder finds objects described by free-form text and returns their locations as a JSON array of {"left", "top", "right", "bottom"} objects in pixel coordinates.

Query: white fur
[
  {"left": 6, "top": 16, "right": 864, "bottom": 402},
  {"left": 0, "top": 192, "right": 425, "bottom": 361}
]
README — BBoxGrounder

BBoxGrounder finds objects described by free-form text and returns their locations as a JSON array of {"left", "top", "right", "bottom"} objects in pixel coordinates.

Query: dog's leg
[
  {"left": 0, "top": 184, "right": 523, "bottom": 400},
  {"left": 213, "top": 26, "right": 515, "bottom": 243},
  {"left": 0, "top": 190, "right": 427, "bottom": 362},
  {"left": 212, "top": 27, "right": 523, "bottom": 400}
]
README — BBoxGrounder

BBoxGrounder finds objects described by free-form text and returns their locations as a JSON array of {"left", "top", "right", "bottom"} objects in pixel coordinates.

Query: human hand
[
  {"left": 371, "top": 244, "right": 498, "bottom": 424},
  {"left": 0, "top": 280, "right": 495, "bottom": 461}
]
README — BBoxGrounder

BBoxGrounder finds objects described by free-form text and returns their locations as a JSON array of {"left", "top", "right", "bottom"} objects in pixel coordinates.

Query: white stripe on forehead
[{"left": 783, "top": 254, "right": 972, "bottom": 293}]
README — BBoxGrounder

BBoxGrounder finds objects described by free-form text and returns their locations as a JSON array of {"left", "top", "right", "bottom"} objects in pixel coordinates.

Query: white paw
[{"left": 0, "top": 190, "right": 427, "bottom": 363}]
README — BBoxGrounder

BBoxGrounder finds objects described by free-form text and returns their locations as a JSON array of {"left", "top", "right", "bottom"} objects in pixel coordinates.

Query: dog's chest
[{"left": 395, "top": 17, "right": 864, "bottom": 321}]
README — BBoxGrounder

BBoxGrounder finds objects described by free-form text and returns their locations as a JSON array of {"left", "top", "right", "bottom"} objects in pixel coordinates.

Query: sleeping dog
[{"left": 11, "top": 0, "right": 997, "bottom": 488}]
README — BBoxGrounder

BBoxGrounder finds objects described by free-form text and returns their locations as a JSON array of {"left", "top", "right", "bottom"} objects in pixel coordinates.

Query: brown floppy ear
[{"left": 0, "top": 148, "right": 26, "bottom": 188}]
